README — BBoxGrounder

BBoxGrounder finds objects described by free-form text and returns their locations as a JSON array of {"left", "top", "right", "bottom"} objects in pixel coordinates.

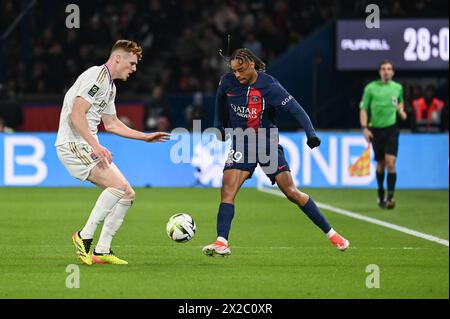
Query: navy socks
[
  {"left": 300, "top": 197, "right": 332, "bottom": 234},
  {"left": 217, "top": 203, "right": 235, "bottom": 240}
]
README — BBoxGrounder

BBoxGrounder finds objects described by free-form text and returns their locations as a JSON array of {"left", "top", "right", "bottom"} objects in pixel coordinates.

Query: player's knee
[
  {"left": 386, "top": 162, "right": 396, "bottom": 172},
  {"left": 124, "top": 185, "right": 135, "bottom": 200},
  {"left": 284, "top": 186, "right": 300, "bottom": 202},
  {"left": 114, "top": 183, "right": 134, "bottom": 200},
  {"left": 221, "top": 193, "right": 235, "bottom": 203},
  {"left": 297, "top": 192, "right": 310, "bottom": 206},
  {"left": 284, "top": 187, "right": 309, "bottom": 206}
]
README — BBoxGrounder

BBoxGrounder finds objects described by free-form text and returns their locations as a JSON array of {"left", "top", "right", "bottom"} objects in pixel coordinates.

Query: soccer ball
[{"left": 166, "top": 213, "right": 196, "bottom": 242}]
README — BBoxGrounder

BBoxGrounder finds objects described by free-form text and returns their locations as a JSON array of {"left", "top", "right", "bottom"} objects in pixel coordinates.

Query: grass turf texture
[{"left": 0, "top": 187, "right": 448, "bottom": 298}]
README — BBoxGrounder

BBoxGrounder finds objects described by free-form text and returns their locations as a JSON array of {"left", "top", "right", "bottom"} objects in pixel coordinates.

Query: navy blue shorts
[{"left": 223, "top": 144, "right": 290, "bottom": 185}]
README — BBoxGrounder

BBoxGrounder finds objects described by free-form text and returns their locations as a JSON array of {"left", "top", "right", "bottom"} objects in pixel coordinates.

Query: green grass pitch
[{"left": 0, "top": 187, "right": 448, "bottom": 298}]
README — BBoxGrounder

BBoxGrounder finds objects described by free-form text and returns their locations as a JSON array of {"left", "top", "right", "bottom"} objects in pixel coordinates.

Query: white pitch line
[{"left": 258, "top": 187, "right": 449, "bottom": 247}]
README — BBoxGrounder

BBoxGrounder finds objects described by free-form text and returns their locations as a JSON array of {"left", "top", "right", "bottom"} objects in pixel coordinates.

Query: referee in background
[{"left": 359, "top": 60, "right": 407, "bottom": 209}]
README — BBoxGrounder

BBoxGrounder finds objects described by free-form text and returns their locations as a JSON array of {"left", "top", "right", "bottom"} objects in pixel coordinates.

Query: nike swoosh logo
[
  {"left": 278, "top": 165, "right": 287, "bottom": 170},
  {"left": 226, "top": 93, "right": 235, "bottom": 96}
]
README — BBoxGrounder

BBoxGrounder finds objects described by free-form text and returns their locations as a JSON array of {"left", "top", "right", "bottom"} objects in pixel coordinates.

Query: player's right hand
[
  {"left": 92, "top": 145, "right": 112, "bottom": 166},
  {"left": 362, "top": 128, "right": 373, "bottom": 143},
  {"left": 307, "top": 136, "right": 321, "bottom": 149}
]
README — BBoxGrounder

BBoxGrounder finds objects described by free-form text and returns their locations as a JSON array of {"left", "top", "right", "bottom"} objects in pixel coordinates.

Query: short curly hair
[{"left": 111, "top": 40, "right": 143, "bottom": 61}]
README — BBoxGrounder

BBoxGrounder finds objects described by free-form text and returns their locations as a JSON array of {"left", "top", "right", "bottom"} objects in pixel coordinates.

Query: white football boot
[{"left": 202, "top": 240, "right": 231, "bottom": 257}]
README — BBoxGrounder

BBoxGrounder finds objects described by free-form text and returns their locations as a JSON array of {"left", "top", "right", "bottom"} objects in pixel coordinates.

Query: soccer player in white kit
[{"left": 55, "top": 40, "right": 169, "bottom": 265}]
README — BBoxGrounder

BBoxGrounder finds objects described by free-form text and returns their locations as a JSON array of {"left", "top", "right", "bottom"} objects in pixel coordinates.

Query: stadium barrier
[{"left": 0, "top": 132, "right": 447, "bottom": 189}]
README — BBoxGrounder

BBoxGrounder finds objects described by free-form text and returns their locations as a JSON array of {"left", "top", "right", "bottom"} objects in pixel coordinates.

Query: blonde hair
[{"left": 111, "top": 40, "right": 143, "bottom": 61}]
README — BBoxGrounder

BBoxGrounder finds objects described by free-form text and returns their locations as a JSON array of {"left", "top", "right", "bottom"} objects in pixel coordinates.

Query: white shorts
[{"left": 56, "top": 142, "right": 100, "bottom": 181}]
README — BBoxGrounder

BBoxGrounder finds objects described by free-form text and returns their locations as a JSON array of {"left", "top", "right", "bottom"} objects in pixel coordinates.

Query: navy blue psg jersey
[{"left": 214, "top": 72, "right": 317, "bottom": 138}]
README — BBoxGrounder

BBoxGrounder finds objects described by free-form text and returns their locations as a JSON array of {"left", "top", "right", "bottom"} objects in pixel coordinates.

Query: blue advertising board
[{"left": 0, "top": 132, "right": 448, "bottom": 189}]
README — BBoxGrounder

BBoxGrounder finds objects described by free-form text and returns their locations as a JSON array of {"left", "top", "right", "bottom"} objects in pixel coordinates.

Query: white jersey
[{"left": 55, "top": 65, "right": 116, "bottom": 146}]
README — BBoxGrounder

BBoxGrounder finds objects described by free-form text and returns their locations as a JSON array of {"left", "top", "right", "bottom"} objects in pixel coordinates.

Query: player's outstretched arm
[
  {"left": 102, "top": 113, "right": 170, "bottom": 142},
  {"left": 284, "top": 99, "right": 320, "bottom": 147},
  {"left": 268, "top": 83, "right": 320, "bottom": 149}
]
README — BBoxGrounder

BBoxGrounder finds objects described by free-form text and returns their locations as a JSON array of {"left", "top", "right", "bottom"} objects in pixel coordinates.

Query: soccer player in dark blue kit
[{"left": 203, "top": 48, "right": 349, "bottom": 256}]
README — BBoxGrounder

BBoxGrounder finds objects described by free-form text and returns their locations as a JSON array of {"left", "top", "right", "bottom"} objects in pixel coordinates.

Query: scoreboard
[{"left": 336, "top": 19, "right": 449, "bottom": 70}]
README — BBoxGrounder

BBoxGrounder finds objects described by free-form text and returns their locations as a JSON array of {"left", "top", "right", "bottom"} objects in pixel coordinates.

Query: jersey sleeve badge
[{"left": 88, "top": 84, "right": 100, "bottom": 97}]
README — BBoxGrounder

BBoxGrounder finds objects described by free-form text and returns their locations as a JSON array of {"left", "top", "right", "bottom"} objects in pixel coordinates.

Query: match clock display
[{"left": 337, "top": 19, "right": 449, "bottom": 70}]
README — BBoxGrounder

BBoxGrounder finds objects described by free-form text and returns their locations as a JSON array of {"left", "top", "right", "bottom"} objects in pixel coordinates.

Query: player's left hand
[
  {"left": 307, "top": 136, "right": 321, "bottom": 149},
  {"left": 143, "top": 132, "right": 171, "bottom": 143}
]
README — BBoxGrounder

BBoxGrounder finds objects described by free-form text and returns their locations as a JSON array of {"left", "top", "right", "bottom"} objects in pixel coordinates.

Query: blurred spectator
[
  {"left": 199, "top": 28, "right": 222, "bottom": 59},
  {"left": 1, "top": 0, "right": 447, "bottom": 97},
  {"left": 0, "top": 117, "right": 14, "bottom": 133},
  {"left": 144, "top": 85, "right": 172, "bottom": 131},
  {"left": 178, "top": 66, "right": 201, "bottom": 93},
  {"left": 243, "top": 33, "right": 263, "bottom": 57},
  {"left": 237, "top": 3, "right": 255, "bottom": 33},
  {"left": 175, "top": 28, "right": 200, "bottom": 65},
  {"left": 406, "top": 85, "right": 424, "bottom": 129},
  {"left": 213, "top": 3, "right": 239, "bottom": 33},
  {"left": 185, "top": 91, "right": 208, "bottom": 131},
  {"left": 156, "top": 116, "right": 171, "bottom": 132},
  {"left": 411, "top": 85, "right": 445, "bottom": 132},
  {"left": 0, "top": 99, "right": 23, "bottom": 130},
  {"left": 410, "top": 85, "right": 424, "bottom": 101},
  {"left": 119, "top": 116, "right": 135, "bottom": 129}
]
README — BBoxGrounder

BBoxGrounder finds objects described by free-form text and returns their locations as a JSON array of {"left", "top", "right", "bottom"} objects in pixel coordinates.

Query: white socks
[
  {"left": 95, "top": 198, "right": 133, "bottom": 254},
  {"left": 326, "top": 228, "right": 337, "bottom": 238},
  {"left": 80, "top": 187, "right": 125, "bottom": 240},
  {"left": 217, "top": 236, "right": 228, "bottom": 245}
]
